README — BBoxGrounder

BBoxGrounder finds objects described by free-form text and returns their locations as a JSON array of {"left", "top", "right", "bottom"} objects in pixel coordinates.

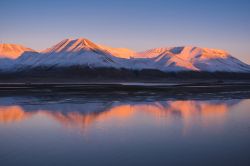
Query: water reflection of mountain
[{"left": 0, "top": 97, "right": 241, "bottom": 130}]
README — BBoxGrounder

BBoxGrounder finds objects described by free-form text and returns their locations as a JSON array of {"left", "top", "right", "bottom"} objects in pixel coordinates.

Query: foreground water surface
[{"left": 0, "top": 94, "right": 250, "bottom": 166}]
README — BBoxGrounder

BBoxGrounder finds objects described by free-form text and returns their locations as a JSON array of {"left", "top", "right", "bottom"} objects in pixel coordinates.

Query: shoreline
[{"left": 1, "top": 82, "right": 250, "bottom": 97}]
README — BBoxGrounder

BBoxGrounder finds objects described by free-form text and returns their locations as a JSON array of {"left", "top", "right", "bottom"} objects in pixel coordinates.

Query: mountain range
[{"left": 0, "top": 38, "right": 250, "bottom": 73}]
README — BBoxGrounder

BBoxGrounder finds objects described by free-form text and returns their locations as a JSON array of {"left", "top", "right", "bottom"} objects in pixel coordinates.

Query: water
[{"left": 0, "top": 95, "right": 250, "bottom": 166}]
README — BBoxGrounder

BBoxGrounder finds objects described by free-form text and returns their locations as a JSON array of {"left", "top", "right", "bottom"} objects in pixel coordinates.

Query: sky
[{"left": 0, "top": 0, "right": 250, "bottom": 63}]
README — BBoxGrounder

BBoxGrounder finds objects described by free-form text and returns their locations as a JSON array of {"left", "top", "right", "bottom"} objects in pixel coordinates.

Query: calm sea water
[{"left": 0, "top": 95, "right": 250, "bottom": 166}]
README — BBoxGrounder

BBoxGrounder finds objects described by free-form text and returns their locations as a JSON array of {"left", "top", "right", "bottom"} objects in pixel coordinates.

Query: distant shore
[{"left": 1, "top": 82, "right": 250, "bottom": 98}]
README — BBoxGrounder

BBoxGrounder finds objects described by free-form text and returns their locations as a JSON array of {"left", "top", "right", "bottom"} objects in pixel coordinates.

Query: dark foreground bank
[
  {"left": 1, "top": 82, "right": 250, "bottom": 100},
  {"left": 1, "top": 67, "right": 250, "bottom": 83}
]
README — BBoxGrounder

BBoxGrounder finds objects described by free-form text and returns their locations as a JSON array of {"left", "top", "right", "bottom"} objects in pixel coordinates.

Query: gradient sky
[{"left": 0, "top": 0, "right": 250, "bottom": 63}]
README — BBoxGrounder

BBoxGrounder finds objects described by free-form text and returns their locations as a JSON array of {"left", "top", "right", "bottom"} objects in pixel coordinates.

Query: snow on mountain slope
[
  {"left": 42, "top": 38, "right": 107, "bottom": 54},
  {"left": 138, "top": 46, "right": 250, "bottom": 72},
  {"left": 0, "top": 44, "right": 37, "bottom": 71},
  {"left": 15, "top": 38, "right": 123, "bottom": 69},
  {"left": 136, "top": 48, "right": 171, "bottom": 58},
  {"left": 0, "top": 44, "right": 34, "bottom": 59},
  {"left": 98, "top": 45, "right": 136, "bottom": 59},
  {"left": 1, "top": 38, "right": 250, "bottom": 73}
]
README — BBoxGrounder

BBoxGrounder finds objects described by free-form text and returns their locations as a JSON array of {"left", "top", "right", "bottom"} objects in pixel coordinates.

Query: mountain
[
  {"left": 137, "top": 46, "right": 250, "bottom": 72},
  {"left": 0, "top": 43, "right": 34, "bottom": 59},
  {"left": 14, "top": 38, "right": 128, "bottom": 70},
  {"left": 0, "top": 38, "right": 250, "bottom": 74},
  {"left": 0, "top": 44, "right": 37, "bottom": 71}
]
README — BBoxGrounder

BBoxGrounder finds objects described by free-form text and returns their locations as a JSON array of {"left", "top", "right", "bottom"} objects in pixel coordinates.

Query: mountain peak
[
  {"left": 42, "top": 38, "right": 102, "bottom": 54},
  {"left": 175, "top": 46, "right": 231, "bottom": 60},
  {"left": 136, "top": 46, "right": 230, "bottom": 59},
  {"left": 0, "top": 43, "right": 35, "bottom": 59}
]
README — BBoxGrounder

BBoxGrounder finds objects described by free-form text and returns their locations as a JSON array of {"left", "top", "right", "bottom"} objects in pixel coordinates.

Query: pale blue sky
[{"left": 0, "top": 0, "right": 250, "bottom": 63}]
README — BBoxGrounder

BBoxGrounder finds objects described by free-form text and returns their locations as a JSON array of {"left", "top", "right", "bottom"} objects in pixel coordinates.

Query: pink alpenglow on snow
[{"left": 0, "top": 38, "right": 249, "bottom": 73}]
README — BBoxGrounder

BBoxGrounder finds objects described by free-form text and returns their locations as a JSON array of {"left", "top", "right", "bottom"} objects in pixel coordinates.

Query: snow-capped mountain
[
  {"left": 137, "top": 46, "right": 250, "bottom": 72},
  {"left": 0, "top": 44, "right": 37, "bottom": 70},
  {"left": 0, "top": 43, "right": 34, "bottom": 59},
  {"left": 14, "top": 38, "right": 128, "bottom": 70},
  {"left": 0, "top": 38, "right": 250, "bottom": 73}
]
